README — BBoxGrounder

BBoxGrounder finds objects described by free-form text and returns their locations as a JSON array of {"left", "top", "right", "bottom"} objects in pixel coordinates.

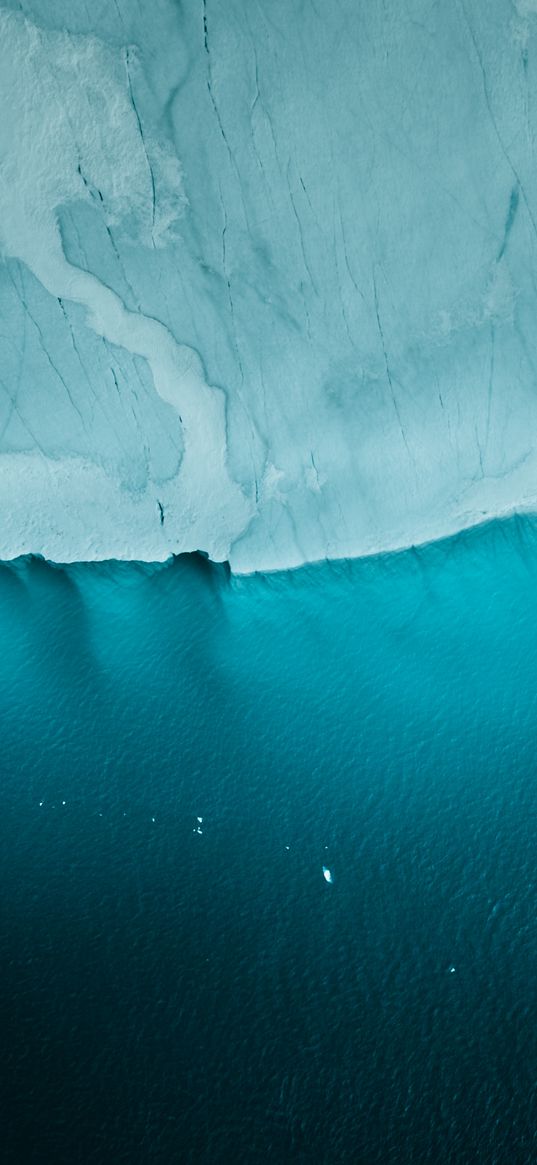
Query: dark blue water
[{"left": 3, "top": 520, "right": 537, "bottom": 1163}]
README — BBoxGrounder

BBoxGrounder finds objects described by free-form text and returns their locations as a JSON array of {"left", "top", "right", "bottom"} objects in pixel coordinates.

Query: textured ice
[{"left": 1, "top": 0, "right": 537, "bottom": 571}]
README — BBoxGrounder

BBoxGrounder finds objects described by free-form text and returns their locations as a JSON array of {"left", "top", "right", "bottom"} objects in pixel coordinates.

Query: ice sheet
[{"left": 1, "top": 1, "right": 537, "bottom": 570}]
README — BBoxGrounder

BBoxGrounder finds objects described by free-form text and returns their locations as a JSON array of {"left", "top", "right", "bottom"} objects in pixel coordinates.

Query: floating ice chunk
[{"left": 322, "top": 866, "right": 333, "bottom": 884}]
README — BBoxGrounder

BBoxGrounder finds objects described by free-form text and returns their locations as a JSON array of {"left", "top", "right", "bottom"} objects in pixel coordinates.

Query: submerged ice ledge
[{"left": 2, "top": 1, "right": 537, "bottom": 574}]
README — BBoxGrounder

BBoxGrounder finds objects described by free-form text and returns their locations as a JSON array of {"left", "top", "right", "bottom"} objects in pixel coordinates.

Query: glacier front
[{"left": 1, "top": 0, "right": 537, "bottom": 571}]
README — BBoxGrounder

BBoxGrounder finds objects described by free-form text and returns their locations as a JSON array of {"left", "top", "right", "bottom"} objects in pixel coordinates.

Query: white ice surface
[{"left": 2, "top": 1, "right": 537, "bottom": 571}]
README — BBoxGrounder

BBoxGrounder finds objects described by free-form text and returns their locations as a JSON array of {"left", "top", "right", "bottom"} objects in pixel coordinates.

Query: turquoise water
[{"left": 3, "top": 520, "right": 537, "bottom": 1162}]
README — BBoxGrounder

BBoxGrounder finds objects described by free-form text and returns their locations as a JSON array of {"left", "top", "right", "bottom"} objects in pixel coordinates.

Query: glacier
[{"left": 1, "top": 0, "right": 537, "bottom": 571}]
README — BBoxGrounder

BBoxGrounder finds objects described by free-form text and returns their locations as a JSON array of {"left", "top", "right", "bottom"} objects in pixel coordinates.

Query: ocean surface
[{"left": 3, "top": 519, "right": 537, "bottom": 1163}]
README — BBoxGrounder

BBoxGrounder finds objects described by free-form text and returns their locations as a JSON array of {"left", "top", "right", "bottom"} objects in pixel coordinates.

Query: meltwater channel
[{"left": 3, "top": 518, "right": 537, "bottom": 1163}]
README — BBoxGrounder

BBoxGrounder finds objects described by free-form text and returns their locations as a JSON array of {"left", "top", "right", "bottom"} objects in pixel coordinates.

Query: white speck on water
[
  {"left": 322, "top": 866, "right": 333, "bottom": 884},
  {"left": 197, "top": 816, "right": 203, "bottom": 823},
  {"left": 449, "top": 965, "right": 456, "bottom": 973}
]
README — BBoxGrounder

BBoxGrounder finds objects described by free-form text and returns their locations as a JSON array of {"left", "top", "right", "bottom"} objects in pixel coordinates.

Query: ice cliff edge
[{"left": 1, "top": 0, "right": 537, "bottom": 572}]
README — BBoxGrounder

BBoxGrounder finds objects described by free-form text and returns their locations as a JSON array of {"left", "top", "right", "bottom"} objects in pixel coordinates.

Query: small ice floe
[
  {"left": 197, "top": 816, "right": 203, "bottom": 824},
  {"left": 322, "top": 866, "right": 333, "bottom": 884},
  {"left": 449, "top": 965, "right": 456, "bottom": 974}
]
